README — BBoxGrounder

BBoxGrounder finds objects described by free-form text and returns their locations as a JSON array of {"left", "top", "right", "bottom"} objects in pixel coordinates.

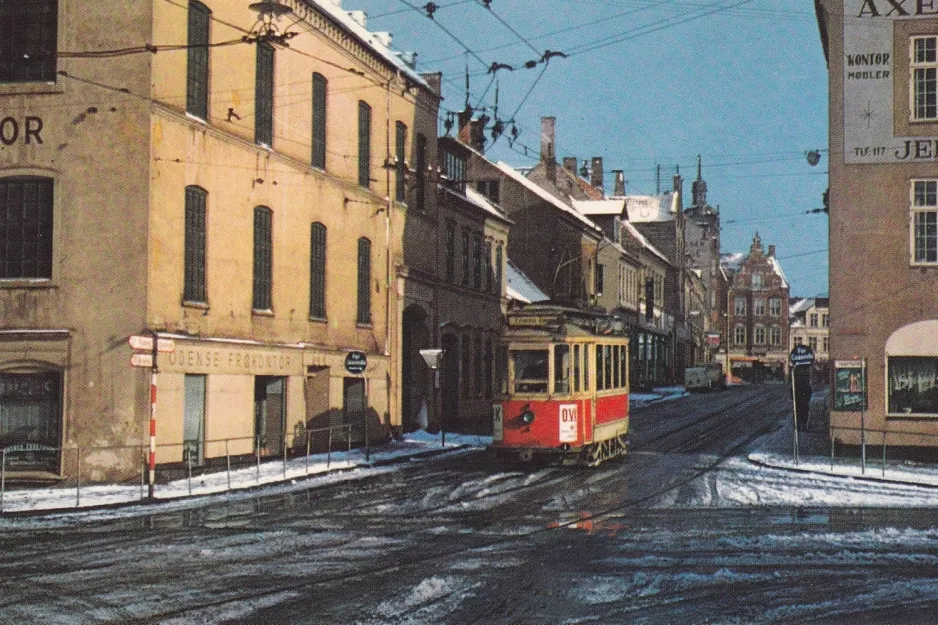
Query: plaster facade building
[
  {"left": 0, "top": 0, "right": 439, "bottom": 480},
  {"left": 722, "top": 234, "right": 791, "bottom": 382},
  {"left": 816, "top": 1, "right": 938, "bottom": 448},
  {"left": 789, "top": 297, "right": 830, "bottom": 359}
]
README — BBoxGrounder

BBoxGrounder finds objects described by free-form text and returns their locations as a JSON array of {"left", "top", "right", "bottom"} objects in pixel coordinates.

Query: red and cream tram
[{"left": 492, "top": 306, "right": 630, "bottom": 465}]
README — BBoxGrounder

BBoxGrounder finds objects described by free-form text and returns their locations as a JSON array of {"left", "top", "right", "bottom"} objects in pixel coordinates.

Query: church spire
[{"left": 692, "top": 154, "right": 708, "bottom": 208}]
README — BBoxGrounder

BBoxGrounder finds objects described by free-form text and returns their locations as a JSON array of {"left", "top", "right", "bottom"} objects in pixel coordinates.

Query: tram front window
[
  {"left": 554, "top": 344, "right": 570, "bottom": 394},
  {"left": 512, "top": 350, "right": 548, "bottom": 393}
]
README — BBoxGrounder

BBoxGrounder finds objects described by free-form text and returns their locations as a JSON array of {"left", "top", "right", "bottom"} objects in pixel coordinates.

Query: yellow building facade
[{"left": 0, "top": 0, "right": 439, "bottom": 480}]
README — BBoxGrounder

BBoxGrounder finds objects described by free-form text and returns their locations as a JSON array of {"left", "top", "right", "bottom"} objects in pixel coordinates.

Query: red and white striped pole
[{"left": 148, "top": 335, "right": 159, "bottom": 499}]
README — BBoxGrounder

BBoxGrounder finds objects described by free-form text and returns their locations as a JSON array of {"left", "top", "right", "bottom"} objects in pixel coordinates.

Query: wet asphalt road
[{"left": 3, "top": 385, "right": 938, "bottom": 624}]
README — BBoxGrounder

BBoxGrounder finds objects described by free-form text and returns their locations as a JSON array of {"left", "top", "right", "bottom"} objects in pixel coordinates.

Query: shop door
[
  {"left": 343, "top": 378, "right": 366, "bottom": 444},
  {"left": 254, "top": 376, "right": 286, "bottom": 456},
  {"left": 183, "top": 374, "right": 205, "bottom": 467}
]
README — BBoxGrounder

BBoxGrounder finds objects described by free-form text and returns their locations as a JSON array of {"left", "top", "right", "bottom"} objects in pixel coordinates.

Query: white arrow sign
[
  {"left": 130, "top": 353, "right": 154, "bottom": 368},
  {"left": 128, "top": 335, "right": 175, "bottom": 353}
]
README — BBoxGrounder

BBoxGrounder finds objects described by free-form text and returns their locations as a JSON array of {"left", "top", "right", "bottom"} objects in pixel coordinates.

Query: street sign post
[
  {"left": 420, "top": 349, "right": 445, "bottom": 447},
  {"left": 788, "top": 345, "right": 816, "bottom": 465},
  {"left": 128, "top": 333, "right": 170, "bottom": 499},
  {"left": 128, "top": 335, "right": 175, "bottom": 354},
  {"left": 344, "top": 351, "right": 367, "bottom": 375},
  {"left": 130, "top": 353, "right": 154, "bottom": 368}
]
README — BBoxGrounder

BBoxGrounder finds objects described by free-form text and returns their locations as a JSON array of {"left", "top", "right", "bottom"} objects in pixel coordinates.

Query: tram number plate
[
  {"left": 559, "top": 404, "right": 577, "bottom": 443},
  {"left": 492, "top": 405, "right": 504, "bottom": 442}
]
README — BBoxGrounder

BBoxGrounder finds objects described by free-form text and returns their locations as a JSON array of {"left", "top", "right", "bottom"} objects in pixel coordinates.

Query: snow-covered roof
[
  {"left": 790, "top": 297, "right": 814, "bottom": 315},
  {"left": 496, "top": 161, "right": 602, "bottom": 233},
  {"left": 313, "top": 1, "right": 431, "bottom": 90},
  {"left": 442, "top": 185, "right": 511, "bottom": 224},
  {"left": 626, "top": 193, "right": 678, "bottom": 222},
  {"left": 768, "top": 256, "right": 789, "bottom": 289},
  {"left": 571, "top": 198, "right": 627, "bottom": 216},
  {"left": 506, "top": 259, "right": 549, "bottom": 303},
  {"left": 622, "top": 221, "right": 670, "bottom": 265}
]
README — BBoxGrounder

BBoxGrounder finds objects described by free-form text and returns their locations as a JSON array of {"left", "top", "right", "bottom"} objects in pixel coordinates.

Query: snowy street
[{"left": 4, "top": 386, "right": 938, "bottom": 624}]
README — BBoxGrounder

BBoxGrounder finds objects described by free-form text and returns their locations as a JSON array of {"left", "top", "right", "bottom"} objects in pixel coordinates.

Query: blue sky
[{"left": 349, "top": 0, "right": 830, "bottom": 297}]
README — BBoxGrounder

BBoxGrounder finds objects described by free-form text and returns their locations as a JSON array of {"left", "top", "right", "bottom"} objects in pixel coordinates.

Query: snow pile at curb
[{"left": 748, "top": 452, "right": 938, "bottom": 488}]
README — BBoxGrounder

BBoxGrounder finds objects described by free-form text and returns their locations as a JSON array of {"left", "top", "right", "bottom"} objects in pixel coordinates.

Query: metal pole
[
  {"left": 226, "top": 439, "right": 231, "bottom": 491},
  {"left": 347, "top": 424, "right": 352, "bottom": 455},
  {"left": 327, "top": 426, "right": 333, "bottom": 468},
  {"left": 790, "top": 364, "right": 800, "bottom": 465},
  {"left": 305, "top": 431, "right": 311, "bottom": 475},
  {"left": 882, "top": 430, "right": 887, "bottom": 477},
  {"left": 148, "top": 333, "right": 159, "bottom": 500},
  {"left": 1, "top": 448, "right": 6, "bottom": 514},
  {"left": 830, "top": 430, "right": 835, "bottom": 472},
  {"left": 861, "top": 357, "right": 866, "bottom": 475},
  {"left": 256, "top": 435, "right": 261, "bottom": 484},
  {"left": 283, "top": 430, "right": 288, "bottom": 479},
  {"left": 141, "top": 446, "right": 146, "bottom": 500},
  {"left": 186, "top": 447, "right": 192, "bottom": 495},
  {"left": 76, "top": 447, "right": 81, "bottom": 507},
  {"left": 439, "top": 357, "right": 446, "bottom": 448}
]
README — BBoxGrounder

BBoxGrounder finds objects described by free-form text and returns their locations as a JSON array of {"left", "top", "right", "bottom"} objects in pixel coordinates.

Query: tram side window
[
  {"left": 573, "top": 344, "right": 581, "bottom": 393},
  {"left": 613, "top": 345, "right": 620, "bottom": 390},
  {"left": 583, "top": 345, "right": 590, "bottom": 391},
  {"left": 554, "top": 344, "right": 570, "bottom": 395},
  {"left": 596, "top": 345, "right": 604, "bottom": 391},
  {"left": 619, "top": 345, "right": 628, "bottom": 388},
  {"left": 604, "top": 345, "right": 612, "bottom": 391},
  {"left": 512, "top": 350, "right": 548, "bottom": 393}
]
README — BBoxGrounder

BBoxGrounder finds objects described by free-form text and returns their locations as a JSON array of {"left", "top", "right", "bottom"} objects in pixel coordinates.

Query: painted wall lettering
[{"left": 0, "top": 116, "right": 44, "bottom": 146}]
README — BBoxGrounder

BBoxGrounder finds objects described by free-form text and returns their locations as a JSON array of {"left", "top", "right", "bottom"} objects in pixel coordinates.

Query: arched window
[
  {"left": 253, "top": 206, "right": 273, "bottom": 310},
  {"left": 309, "top": 222, "right": 326, "bottom": 319},
  {"left": 0, "top": 176, "right": 53, "bottom": 279},
  {"left": 356, "top": 237, "right": 371, "bottom": 324}
]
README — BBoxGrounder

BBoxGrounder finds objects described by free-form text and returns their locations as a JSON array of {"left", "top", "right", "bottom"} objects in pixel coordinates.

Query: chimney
[
  {"left": 457, "top": 107, "right": 473, "bottom": 145},
  {"left": 768, "top": 244, "right": 776, "bottom": 257},
  {"left": 420, "top": 72, "right": 441, "bottom": 97},
  {"left": 562, "top": 157, "right": 577, "bottom": 175},
  {"left": 590, "top": 157, "right": 603, "bottom": 191},
  {"left": 469, "top": 118, "right": 486, "bottom": 153},
  {"left": 612, "top": 170, "right": 625, "bottom": 196},
  {"left": 540, "top": 117, "right": 556, "bottom": 183}
]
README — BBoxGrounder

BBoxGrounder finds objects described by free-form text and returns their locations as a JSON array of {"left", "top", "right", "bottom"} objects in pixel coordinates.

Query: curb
[
  {"left": 0, "top": 443, "right": 473, "bottom": 518},
  {"left": 747, "top": 454, "right": 938, "bottom": 490}
]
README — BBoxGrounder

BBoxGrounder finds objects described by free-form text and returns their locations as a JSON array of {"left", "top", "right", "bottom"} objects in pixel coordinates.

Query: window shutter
[
  {"left": 358, "top": 102, "right": 371, "bottom": 188},
  {"left": 253, "top": 207, "right": 272, "bottom": 310},
  {"left": 357, "top": 237, "right": 371, "bottom": 324},
  {"left": 311, "top": 73, "right": 327, "bottom": 169},
  {"left": 0, "top": 176, "right": 54, "bottom": 279},
  {"left": 255, "top": 43, "right": 274, "bottom": 146},
  {"left": 186, "top": 1, "right": 210, "bottom": 120},
  {"left": 309, "top": 222, "right": 327, "bottom": 318},
  {"left": 184, "top": 186, "right": 207, "bottom": 302}
]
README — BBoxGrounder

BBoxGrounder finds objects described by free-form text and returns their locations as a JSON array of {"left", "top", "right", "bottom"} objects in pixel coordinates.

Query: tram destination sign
[{"left": 345, "top": 351, "right": 368, "bottom": 375}]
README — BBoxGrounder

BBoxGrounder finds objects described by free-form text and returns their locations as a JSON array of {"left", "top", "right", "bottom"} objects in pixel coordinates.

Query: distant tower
[{"left": 692, "top": 154, "right": 708, "bottom": 208}]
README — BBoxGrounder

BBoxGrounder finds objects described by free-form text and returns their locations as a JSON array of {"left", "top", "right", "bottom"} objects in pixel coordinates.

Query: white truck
[{"left": 684, "top": 363, "right": 726, "bottom": 391}]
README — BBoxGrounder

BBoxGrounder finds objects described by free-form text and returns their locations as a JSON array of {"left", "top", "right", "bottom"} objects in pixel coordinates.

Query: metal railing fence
[
  {"left": 0, "top": 422, "right": 366, "bottom": 514},
  {"left": 829, "top": 425, "right": 938, "bottom": 477}
]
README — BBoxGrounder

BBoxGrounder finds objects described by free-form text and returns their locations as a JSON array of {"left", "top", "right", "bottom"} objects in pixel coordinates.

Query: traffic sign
[
  {"left": 345, "top": 351, "right": 368, "bottom": 374},
  {"left": 128, "top": 335, "right": 176, "bottom": 353},
  {"left": 789, "top": 344, "right": 816, "bottom": 367},
  {"left": 130, "top": 353, "right": 154, "bottom": 368}
]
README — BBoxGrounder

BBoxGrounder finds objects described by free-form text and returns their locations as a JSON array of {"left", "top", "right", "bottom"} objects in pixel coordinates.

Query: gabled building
[
  {"left": 0, "top": 0, "right": 439, "bottom": 480},
  {"left": 723, "top": 234, "right": 791, "bottom": 382},
  {"left": 789, "top": 297, "right": 830, "bottom": 375}
]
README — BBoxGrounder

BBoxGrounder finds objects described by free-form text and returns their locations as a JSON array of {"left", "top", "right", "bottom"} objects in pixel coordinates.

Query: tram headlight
[{"left": 521, "top": 409, "right": 535, "bottom": 425}]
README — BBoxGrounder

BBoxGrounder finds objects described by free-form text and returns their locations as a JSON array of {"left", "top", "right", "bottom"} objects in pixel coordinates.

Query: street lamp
[{"left": 419, "top": 349, "right": 445, "bottom": 446}]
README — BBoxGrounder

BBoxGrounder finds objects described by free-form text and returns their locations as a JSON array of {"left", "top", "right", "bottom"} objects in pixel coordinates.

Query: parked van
[{"left": 684, "top": 363, "right": 726, "bottom": 391}]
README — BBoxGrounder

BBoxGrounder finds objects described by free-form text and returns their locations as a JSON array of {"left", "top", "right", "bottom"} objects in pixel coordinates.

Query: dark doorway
[
  {"left": 254, "top": 376, "right": 286, "bottom": 457},
  {"left": 343, "top": 377, "right": 366, "bottom": 444},
  {"left": 441, "top": 333, "right": 459, "bottom": 422},
  {"left": 402, "top": 304, "right": 430, "bottom": 431}
]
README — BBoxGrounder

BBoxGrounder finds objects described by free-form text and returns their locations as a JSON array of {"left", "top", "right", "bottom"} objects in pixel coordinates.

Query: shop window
[
  {"left": 309, "top": 222, "right": 326, "bottom": 319},
  {"left": 186, "top": 1, "right": 210, "bottom": 120},
  {"left": 0, "top": 176, "right": 53, "bottom": 279},
  {"left": 184, "top": 186, "right": 207, "bottom": 303},
  {"left": 252, "top": 206, "right": 273, "bottom": 311},
  {"left": 0, "top": 0, "right": 57, "bottom": 83},
  {"left": 888, "top": 357, "right": 938, "bottom": 416},
  {"left": 358, "top": 101, "right": 371, "bottom": 188},
  {"left": 255, "top": 42, "right": 274, "bottom": 147},
  {"left": 356, "top": 237, "right": 371, "bottom": 324},
  {"left": 0, "top": 371, "right": 62, "bottom": 472},
  {"left": 311, "top": 72, "right": 327, "bottom": 169}
]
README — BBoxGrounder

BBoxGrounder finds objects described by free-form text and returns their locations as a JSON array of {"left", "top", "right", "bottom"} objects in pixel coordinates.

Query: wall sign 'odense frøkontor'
[{"left": 844, "top": 0, "right": 938, "bottom": 163}]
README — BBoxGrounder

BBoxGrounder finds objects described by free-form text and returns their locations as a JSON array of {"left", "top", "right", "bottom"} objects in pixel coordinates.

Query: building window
[
  {"left": 254, "top": 42, "right": 274, "bottom": 146},
  {"left": 769, "top": 298, "right": 781, "bottom": 317},
  {"left": 485, "top": 240, "right": 493, "bottom": 293},
  {"left": 356, "top": 237, "right": 371, "bottom": 324},
  {"left": 734, "top": 324, "right": 746, "bottom": 345},
  {"left": 309, "top": 222, "right": 326, "bottom": 319},
  {"left": 186, "top": 1, "right": 210, "bottom": 120},
  {"left": 252, "top": 206, "right": 273, "bottom": 311},
  {"left": 415, "top": 134, "right": 426, "bottom": 211},
  {"left": 0, "top": 371, "right": 62, "bottom": 473},
  {"left": 822, "top": 337, "right": 829, "bottom": 353},
  {"left": 474, "top": 336, "right": 483, "bottom": 397},
  {"left": 477, "top": 179, "right": 500, "bottom": 204},
  {"left": 754, "top": 298, "right": 766, "bottom": 316},
  {"left": 485, "top": 338, "right": 493, "bottom": 398},
  {"left": 751, "top": 272, "right": 762, "bottom": 289},
  {"left": 912, "top": 36, "right": 938, "bottom": 121},
  {"left": 822, "top": 313, "right": 829, "bottom": 328},
  {"left": 445, "top": 221, "right": 455, "bottom": 283},
  {"left": 912, "top": 179, "right": 938, "bottom": 264},
  {"left": 794, "top": 336, "right": 803, "bottom": 346},
  {"left": 358, "top": 101, "right": 372, "bottom": 188},
  {"left": 495, "top": 244, "right": 503, "bottom": 294},
  {"left": 734, "top": 296, "right": 746, "bottom": 316},
  {"left": 0, "top": 0, "right": 57, "bottom": 83},
  {"left": 0, "top": 176, "right": 53, "bottom": 279},
  {"left": 473, "top": 234, "right": 482, "bottom": 290},
  {"left": 461, "top": 229, "right": 470, "bottom": 287},
  {"left": 595, "top": 263, "right": 604, "bottom": 297},
  {"left": 754, "top": 325, "right": 766, "bottom": 345},
  {"left": 810, "top": 313, "right": 819, "bottom": 327},
  {"left": 889, "top": 357, "right": 938, "bottom": 415},
  {"left": 809, "top": 336, "right": 818, "bottom": 352},
  {"left": 770, "top": 325, "right": 781, "bottom": 346},
  {"left": 311, "top": 72, "right": 327, "bottom": 169},
  {"left": 395, "top": 121, "right": 407, "bottom": 203},
  {"left": 442, "top": 148, "right": 467, "bottom": 193},
  {"left": 183, "top": 186, "right": 207, "bottom": 303}
]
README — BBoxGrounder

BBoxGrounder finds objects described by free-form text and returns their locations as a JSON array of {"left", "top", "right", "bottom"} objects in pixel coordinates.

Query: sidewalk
[
  {"left": 749, "top": 386, "right": 938, "bottom": 489},
  {"left": 0, "top": 431, "right": 492, "bottom": 516}
]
